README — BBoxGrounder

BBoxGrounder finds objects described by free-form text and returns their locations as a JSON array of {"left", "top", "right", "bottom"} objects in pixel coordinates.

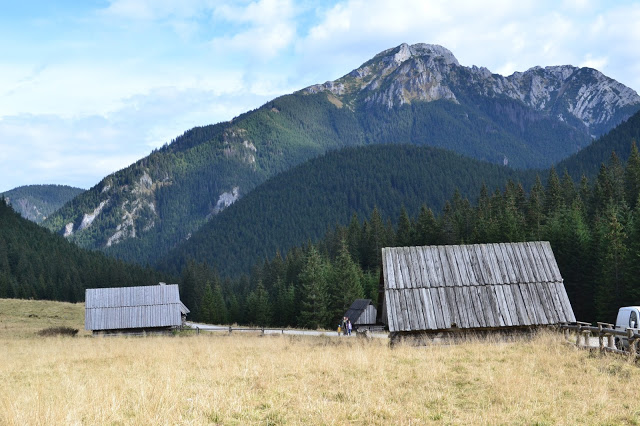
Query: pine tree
[
  {"left": 594, "top": 206, "right": 627, "bottom": 320},
  {"left": 362, "top": 208, "right": 387, "bottom": 270},
  {"left": 625, "top": 141, "right": 640, "bottom": 209},
  {"left": 560, "top": 169, "right": 576, "bottom": 207},
  {"left": 609, "top": 151, "right": 626, "bottom": 207},
  {"left": 499, "top": 182, "right": 525, "bottom": 242},
  {"left": 624, "top": 195, "right": 640, "bottom": 303},
  {"left": 544, "top": 166, "right": 563, "bottom": 214},
  {"left": 527, "top": 176, "right": 545, "bottom": 240},
  {"left": 297, "top": 246, "right": 330, "bottom": 329},
  {"left": 328, "top": 240, "right": 364, "bottom": 324},
  {"left": 415, "top": 205, "right": 440, "bottom": 245},
  {"left": 200, "top": 283, "right": 214, "bottom": 323},
  {"left": 273, "top": 277, "right": 295, "bottom": 326},
  {"left": 346, "top": 213, "right": 362, "bottom": 262},
  {"left": 211, "top": 284, "right": 228, "bottom": 324},
  {"left": 396, "top": 206, "right": 414, "bottom": 247},
  {"left": 246, "top": 281, "right": 271, "bottom": 326}
]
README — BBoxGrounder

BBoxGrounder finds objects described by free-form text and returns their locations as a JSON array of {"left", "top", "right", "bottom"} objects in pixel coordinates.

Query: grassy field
[
  {"left": 1, "top": 298, "right": 640, "bottom": 424},
  {"left": 0, "top": 298, "right": 89, "bottom": 338}
]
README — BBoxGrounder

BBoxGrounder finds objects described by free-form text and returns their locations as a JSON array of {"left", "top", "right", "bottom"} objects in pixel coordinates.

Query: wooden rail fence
[
  {"left": 193, "top": 326, "right": 278, "bottom": 335},
  {"left": 558, "top": 321, "right": 640, "bottom": 359}
]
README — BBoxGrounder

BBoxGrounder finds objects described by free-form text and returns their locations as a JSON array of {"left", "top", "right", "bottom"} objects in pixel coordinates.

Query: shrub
[{"left": 37, "top": 327, "right": 79, "bottom": 337}]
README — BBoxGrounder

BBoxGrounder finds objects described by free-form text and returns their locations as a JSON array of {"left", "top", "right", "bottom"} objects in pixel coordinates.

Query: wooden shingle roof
[
  {"left": 85, "top": 284, "right": 189, "bottom": 331},
  {"left": 344, "top": 299, "right": 376, "bottom": 324},
  {"left": 381, "top": 241, "right": 576, "bottom": 333}
]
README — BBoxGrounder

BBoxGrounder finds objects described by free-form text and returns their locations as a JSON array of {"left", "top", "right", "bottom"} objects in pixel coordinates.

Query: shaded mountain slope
[
  {"left": 160, "top": 144, "right": 537, "bottom": 277},
  {"left": 0, "top": 199, "right": 165, "bottom": 302},
  {"left": 557, "top": 110, "right": 640, "bottom": 180}
]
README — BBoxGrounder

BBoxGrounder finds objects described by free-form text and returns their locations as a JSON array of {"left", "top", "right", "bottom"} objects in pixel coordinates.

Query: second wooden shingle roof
[{"left": 381, "top": 241, "right": 576, "bottom": 333}]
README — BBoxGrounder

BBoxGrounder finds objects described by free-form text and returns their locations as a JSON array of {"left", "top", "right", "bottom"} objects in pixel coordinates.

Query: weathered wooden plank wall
[{"left": 85, "top": 284, "right": 187, "bottom": 331}]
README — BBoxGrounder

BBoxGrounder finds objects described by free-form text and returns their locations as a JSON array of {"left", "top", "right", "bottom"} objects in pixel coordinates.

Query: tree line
[{"left": 181, "top": 142, "right": 640, "bottom": 328}]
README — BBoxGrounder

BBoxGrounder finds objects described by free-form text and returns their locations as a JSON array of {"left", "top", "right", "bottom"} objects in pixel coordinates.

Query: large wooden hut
[
  {"left": 344, "top": 299, "right": 377, "bottom": 330},
  {"left": 379, "top": 241, "right": 575, "bottom": 338},
  {"left": 85, "top": 283, "right": 189, "bottom": 335}
]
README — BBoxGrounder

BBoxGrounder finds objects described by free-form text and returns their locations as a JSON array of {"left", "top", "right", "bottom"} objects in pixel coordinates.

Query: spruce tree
[
  {"left": 595, "top": 206, "right": 627, "bottom": 320},
  {"left": 396, "top": 206, "right": 414, "bottom": 247},
  {"left": 328, "top": 240, "right": 364, "bottom": 324},
  {"left": 211, "top": 284, "right": 228, "bottom": 324},
  {"left": 527, "top": 176, "right": 545, "bottom": 240},
  {"left": 415, "top": 205, "right": 439, "bottom": 245},
  {"left": 246, "top": 281, "right": 271, "bottom": 327},
  {"left": 200, "top": 283, "right": 214, "bottom": 323},
  {"left": 544, "top": 166, "right": 563, "bottom": 214},
  {"left": 625, "top": 141, "right": 640, "bottom": 209},
  {"left": 297, "top": 246, "right": 330, "bottom": 329}
]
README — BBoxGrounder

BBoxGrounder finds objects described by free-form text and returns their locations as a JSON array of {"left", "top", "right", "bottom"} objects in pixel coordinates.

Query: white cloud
[
  {"left": 3, "top": 0, "right": 640, "bottom": 193},
  {"left": 210, "top": 0, "right": 298, "bottom": 60},
  {"left": 0, "top": 86, "right": 273, "bottom": 192},
  {"left": 580, "top": 54, "right": 608, "bottom": 70}
]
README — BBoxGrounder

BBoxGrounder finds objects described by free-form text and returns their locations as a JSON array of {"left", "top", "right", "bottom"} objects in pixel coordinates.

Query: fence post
[
  {"left": 576, "top": 322, "right": 591, "bottom": 348},
  {"left": 629, "top": 329, "right": 638, "bottom": 359},
  {"left": 600, "top": 322, "right": 616, "bottom": 350},
  {"left": 597, "top": 323, "right": 604, "bottom": 351}
]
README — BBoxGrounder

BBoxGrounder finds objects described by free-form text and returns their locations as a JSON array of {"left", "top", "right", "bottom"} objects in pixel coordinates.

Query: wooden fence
[
  {"left": 188, "top": 325, "right": 380, "bottom": 338},
  {"left": 192, "top": 326, "right": 279, "bottom": 335},
  {"left": 558, "top": 321, "right": 640, "bottom": 359}
]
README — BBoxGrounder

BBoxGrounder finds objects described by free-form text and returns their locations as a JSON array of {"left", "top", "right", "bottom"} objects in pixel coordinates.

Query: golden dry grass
[
  {"left": 0, "top": 298, "right": 89, "bottom": 338},
  {"left": 1, "top": 298, "right": 640, "bottom": 424}
]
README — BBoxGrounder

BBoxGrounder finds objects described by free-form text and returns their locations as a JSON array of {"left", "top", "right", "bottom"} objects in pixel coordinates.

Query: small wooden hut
[
  {"left": 379, "top": 241, "right": 575, "bottom": 339},
  {"left": 85, "top": 283, "right": 189, "bottom": 335},
  {"left": 344, "top": 299, "right": 377, "bottom": 330}
]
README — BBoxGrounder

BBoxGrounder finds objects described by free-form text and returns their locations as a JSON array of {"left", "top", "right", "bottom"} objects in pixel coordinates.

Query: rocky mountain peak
[
  {"left": 374, "top": 43, "right": 460, "bottom": 66},
  {"left": 303, "top": 42, "right": 640, "bottom": 138}
]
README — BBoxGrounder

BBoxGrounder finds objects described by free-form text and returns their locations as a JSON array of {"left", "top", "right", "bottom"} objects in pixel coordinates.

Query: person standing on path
[{"left": 347, "top": 319, "right": 352, "bottom": 336}]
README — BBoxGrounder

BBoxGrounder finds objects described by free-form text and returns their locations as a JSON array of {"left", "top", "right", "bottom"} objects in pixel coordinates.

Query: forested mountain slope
[
  {"left": 161, "top": 144, "right": 537, "bottom": 277},
  {"left": 1, "top": 185, "right": 84, "bottom": 223},
  {"left": 179, "top": 141, "right": 640, "bottom": 327},
  {"left": 43, "top": 43, "right": 640, "bottom": 267},
  {"left": 0, "top": 199, "right": 166, "bottom": 302},
  {"left": 557, "top": 110, "right": 640, "bottom": 180}
]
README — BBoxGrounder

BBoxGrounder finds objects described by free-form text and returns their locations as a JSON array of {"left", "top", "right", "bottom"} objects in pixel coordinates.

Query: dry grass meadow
[{"left": 2, "top": 298, "right": 640, "bottom": 424}]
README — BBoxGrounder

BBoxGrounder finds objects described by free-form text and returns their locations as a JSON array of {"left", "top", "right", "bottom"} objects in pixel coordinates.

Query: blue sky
[{"left": 2, "top": 0, "right": 640, "bottom": 192}]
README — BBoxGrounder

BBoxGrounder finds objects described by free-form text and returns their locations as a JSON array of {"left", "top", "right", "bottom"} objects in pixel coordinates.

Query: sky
[{"left": 1, "top": 0, "right": 640, "bottom": 193}]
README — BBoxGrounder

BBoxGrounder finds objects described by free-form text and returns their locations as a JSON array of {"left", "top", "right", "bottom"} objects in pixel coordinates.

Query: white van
[{"left": 615, "top": 306, "right": 640, "bottom": 350}]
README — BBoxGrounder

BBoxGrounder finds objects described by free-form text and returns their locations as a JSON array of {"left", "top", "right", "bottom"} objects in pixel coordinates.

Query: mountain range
[
  {"left": 40, "top": 43, "right": 640, "bottom": 269},
  {"left": 0, "top": 185, "right": 84, "bottom": 223}
]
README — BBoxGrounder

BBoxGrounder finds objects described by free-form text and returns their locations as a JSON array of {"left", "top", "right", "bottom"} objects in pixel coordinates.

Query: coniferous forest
[
  {"left": 3, "top": 141, "right": 640, "bottom": 329},
  {"left": 178, "top": 142, "right": 640, "bottom": 329},
  {"left": 3, "top": 142, "right": 640, "bottom": 328},
  {"left": 0, "top": 198, "right": 167, "bottom": 302}
]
